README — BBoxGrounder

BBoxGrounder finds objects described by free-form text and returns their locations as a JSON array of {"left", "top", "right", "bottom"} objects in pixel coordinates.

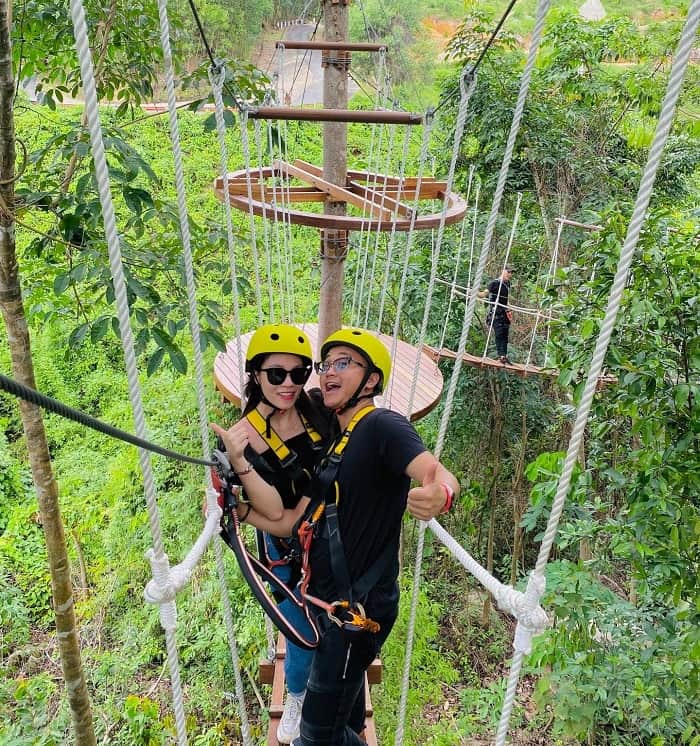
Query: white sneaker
[{"left": 276, "top": 691, "right": 305, "bottom": 744}]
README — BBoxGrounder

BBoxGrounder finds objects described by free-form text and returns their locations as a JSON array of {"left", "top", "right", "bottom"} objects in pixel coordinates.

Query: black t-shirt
[
  {"left": 308, "top": 409, "right": 426, "bottom": 617},
  {"left": 487, "top": 278, "right": 510, "bottom": 318}
]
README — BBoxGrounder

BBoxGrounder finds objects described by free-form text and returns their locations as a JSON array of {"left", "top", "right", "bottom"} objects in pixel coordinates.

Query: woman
[{"left": 211, "top": 323, "right": 331, "bottom": 745}]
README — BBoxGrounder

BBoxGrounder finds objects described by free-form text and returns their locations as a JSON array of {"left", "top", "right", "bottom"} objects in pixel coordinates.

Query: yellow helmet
[
  {"left": 320, "top": 327, "right": 391, "bottom": 392},
  {"left": 245, "top": 324, "right": 312, "bottom": 371}
]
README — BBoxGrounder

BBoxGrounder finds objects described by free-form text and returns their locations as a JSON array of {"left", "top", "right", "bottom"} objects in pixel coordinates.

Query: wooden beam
[
  {"left": 294, "top": 160, "right": 413, "bottom": 217},
  {"left": 248, "top": 107, "right": 423, "bottom": 125},
  {"left": 276, "top": 159, "right": 394, "bottom": 219},
  {"left": 277, "top": 41, "right": 386, "bottom": 51}
]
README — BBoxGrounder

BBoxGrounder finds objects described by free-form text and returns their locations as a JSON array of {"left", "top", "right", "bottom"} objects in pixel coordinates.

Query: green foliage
[
  {"left": 528, "top": 561, "right": 700, "bottom": 744},
  {"left": 0, "top": 674, "right": 64, "bottom": 745},
  {"left": 15, "top": 0, "right": 164, "bottom": 112},
  {"left": 122, "top": 694, "right": 169, "bottom": 745},
  {"left": 374, "top": 574, "right": 460, "bottom": 745}
]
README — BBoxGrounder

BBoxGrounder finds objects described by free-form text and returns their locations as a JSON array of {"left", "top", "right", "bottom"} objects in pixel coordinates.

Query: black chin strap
[{"left": 334, "top": 368, "right": 376, "bottom": 414}]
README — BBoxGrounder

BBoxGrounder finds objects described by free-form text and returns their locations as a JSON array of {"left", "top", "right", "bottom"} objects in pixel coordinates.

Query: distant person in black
[{"left": 481, "top": 267, "right": 513, "bottom": 364}]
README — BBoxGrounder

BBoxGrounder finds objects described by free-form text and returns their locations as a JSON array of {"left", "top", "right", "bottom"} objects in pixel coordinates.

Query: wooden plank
[
  {"left": 293, "top": 160, "right": 414, "bottom": 218},
  {"left": 265, "top": 634, "right": 379, "bottom": 746},
  {"left": 227, "top": 183, "right": 328, "bottom": 202},
  {"left": 214, "top": 324, "right": 443, "bottom": 421},
  {"left": 423, "top": 345, "right": 617, "bottom": 388},
  {"left": 276, "top": 160, "right": 394, "bottom": 219}
]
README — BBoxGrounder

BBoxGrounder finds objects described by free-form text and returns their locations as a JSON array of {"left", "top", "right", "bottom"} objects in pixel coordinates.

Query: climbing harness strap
[
  {"left": 212, "top": 449, "right": 321, "bottom": 650},
  {"left": 246, "top": 407, "right": 323, "bottom": 472},
  {"left": 245, "top": 406, "right": 324, "bottom": 577}
]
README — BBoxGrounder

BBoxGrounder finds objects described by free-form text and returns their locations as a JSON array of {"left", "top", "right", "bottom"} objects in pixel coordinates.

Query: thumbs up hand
[{"left": 407, "top": 460, "right": 445, "bottom": 522}]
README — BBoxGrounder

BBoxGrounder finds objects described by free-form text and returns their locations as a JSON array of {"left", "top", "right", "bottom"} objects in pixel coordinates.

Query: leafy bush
[{"left": 528, "top": 561, "right": 699, "bottom": 744}]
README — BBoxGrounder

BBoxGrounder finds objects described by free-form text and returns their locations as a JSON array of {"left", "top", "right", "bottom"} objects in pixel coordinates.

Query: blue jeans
[{"left": 266, "top": 534, "right": 315, "bottom": 696}]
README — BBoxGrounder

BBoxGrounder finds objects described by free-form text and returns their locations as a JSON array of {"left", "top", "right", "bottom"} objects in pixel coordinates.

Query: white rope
[
  {"left": 154, "top": 0, "right": 214, "bottom": 480},
  {"left": 363, "top": 115, "right": 399, "bottom": 328},
  {"left": 253, "top": 118, "right": 275, "bottom": 321},
  {"left": 359, "top": 123, "right": 393, "bottom": 325},
  {"left": 278, "top": 119, "right": 295, "bottom": 320},
  {"left": 437, "top": 167, "right": 475, "bottom": 354},
  {"left": 428, "top": 519, "right": 548, "bottom": 637},
  {"left": 239, "top": 108, "right": 264, "bottom": 324},
  {"left": 376, "top": 125, "right": 412, "bottom": 331},
  {"left": 210, "top": 66, "right": 246, "bottom": 401},
  {"left": 68, "top": 2, "right": 188, "bottom": 741},
  {"left": 527, "top": 219, "right": 562, "bottom": 369},
  {"left": 385, "top": 115, "right": 433, "bottom": 409},
  {"left": 266, "top": 122, "right": 288, "bottom": 322},
  {"left": 494, "top": 4, "right": 700, "bottom": 742},
  {"left": 395, "top": 72, "right": 476, "bottom": 746},
  {"left": 351, "top": 50, "right": 387, "bottom": 324},
  {"left": 144, "top": 490, "right": 222, "bottom": 603},
  {"left": 406, "top": 72, "right": 476, "bottom": 418},
  {"left": 399, "top": 6, "right": 550, "bottom": 743},
  {"left": 209, "top": 65, "right": 254, "bottom": 745}
]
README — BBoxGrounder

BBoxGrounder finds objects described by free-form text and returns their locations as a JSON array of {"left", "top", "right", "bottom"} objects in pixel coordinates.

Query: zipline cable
[
  {"left": 0, "top": 373, "right": 216, "bottom": 467},
  {"left": 433, "top": 0, "right": 519, "bottom": 116}
]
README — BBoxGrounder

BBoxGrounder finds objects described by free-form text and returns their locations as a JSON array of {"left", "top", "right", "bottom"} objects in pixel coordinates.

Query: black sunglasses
[{"left": 259, "top": 366, "right": 311, "bottom": 386}]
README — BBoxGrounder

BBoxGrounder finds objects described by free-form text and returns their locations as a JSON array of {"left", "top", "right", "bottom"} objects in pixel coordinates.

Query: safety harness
[
  {"left": 244, "top": 408, "right": 324, "bottom": 587},
  {"left": 214, "top": 404, "right": 392, "bottom": 645},
  {"left": 296, "top": 404, "right": 393, "bottom": 635}
]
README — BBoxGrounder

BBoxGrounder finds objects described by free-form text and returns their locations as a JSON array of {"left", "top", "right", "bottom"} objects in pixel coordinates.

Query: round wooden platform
[{"left": 213, "top": 324, "right": 444, "bottom": 421}]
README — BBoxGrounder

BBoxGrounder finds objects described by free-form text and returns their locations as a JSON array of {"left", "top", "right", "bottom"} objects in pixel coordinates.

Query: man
[
  {"left": 296, "top": 327, "right": 459, "bottom": 745},
  {"left": 481, "top": 267, "right": 513, "bottom": 364},
  {"left": 236, "top": 327, "right": 459, "bottom": 745}
]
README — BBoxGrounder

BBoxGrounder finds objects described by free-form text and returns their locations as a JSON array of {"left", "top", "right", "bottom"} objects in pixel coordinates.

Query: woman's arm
[{"left": 211, "top": 421, "right": 285, "bottom": 521}]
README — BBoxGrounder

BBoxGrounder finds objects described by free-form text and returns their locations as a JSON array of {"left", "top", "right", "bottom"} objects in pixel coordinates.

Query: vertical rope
[
  {"left": 495, "top": 3, "right": 700, "bottom": 742},
  {"left": 363, "top": 114, "right": 399, "bottom": 328},
  {"left": 154, "top": 0, "right": 212, "bottom": 486},
  {"left": 351, "top": 50, "right": 387, "bottom": 324},
  {"left": 405, "top": 72, "right": 476, "bottom": 417},
  {"left": 525, "top": 219, "right": 561, "bottom": 370},
  {"left": 210, "top": 66, "right": 246, "bottom": 402},
  {"left": 385, "top": 116, "right": 433, "bottom": 408},
  {"left": 253, "top": 119, "right": 275, "bottom": 321},
  {"left": 438, "top": 168, "right": 475, "bottom": 354},
  {"left": 239, "top": 109, "right": 264, "bottom": 324},
  {"left": 376, "top": 125, "right": 412, "bottom": 331},
  {"left": 68, "top": 2, "right": 187, "bottom": 742},
  {"left": 435, "top": 0, "right": 551, "bottom": 461}
]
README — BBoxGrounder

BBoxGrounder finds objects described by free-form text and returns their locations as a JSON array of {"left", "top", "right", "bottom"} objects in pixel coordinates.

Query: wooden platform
[
  {"left": 424, "top": 345, "right": 617, "bottom": 388},
  {"left": 214, "top": 324, "right": 444, "bottom": 421},
  {"left": 259, "top": 634, "right": 382, "bottom": 745}
]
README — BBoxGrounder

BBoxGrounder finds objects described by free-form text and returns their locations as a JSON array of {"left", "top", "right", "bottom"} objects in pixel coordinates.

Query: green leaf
[
  {"left": 53, "top": 273, "right": 71, "bottom": 294},
  {"left": 146, "top": 347, "right": 165, "bottom": 377},
  {"left": 167, "top": 347, "right": 188, "bottom": 374}
]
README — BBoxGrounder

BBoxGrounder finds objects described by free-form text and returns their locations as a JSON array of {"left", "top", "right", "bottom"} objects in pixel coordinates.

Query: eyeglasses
[
  {"left": 259, "top": 366, "right": 311, "bottom": 385},
  {"left": 314, "top": 357, "right": 366, "bottom": 374}
]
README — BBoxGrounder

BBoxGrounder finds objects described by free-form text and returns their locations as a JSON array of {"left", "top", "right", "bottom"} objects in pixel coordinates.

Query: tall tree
[{"left": 0, "top": 2, "right": 96, "bottom": 743}]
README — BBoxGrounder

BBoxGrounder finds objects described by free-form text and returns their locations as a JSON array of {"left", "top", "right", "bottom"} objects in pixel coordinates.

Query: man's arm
[
  {"left": 240, "top": 497, "right": 310, "bottom": 537},
  {"left": 404, "top": 451, "right": 460, "bottom": 521}
]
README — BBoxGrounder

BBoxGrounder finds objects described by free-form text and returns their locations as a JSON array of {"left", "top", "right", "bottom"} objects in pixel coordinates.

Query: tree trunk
[{"left": 0, "top": 8, "right": 96, "bottom": 744}]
